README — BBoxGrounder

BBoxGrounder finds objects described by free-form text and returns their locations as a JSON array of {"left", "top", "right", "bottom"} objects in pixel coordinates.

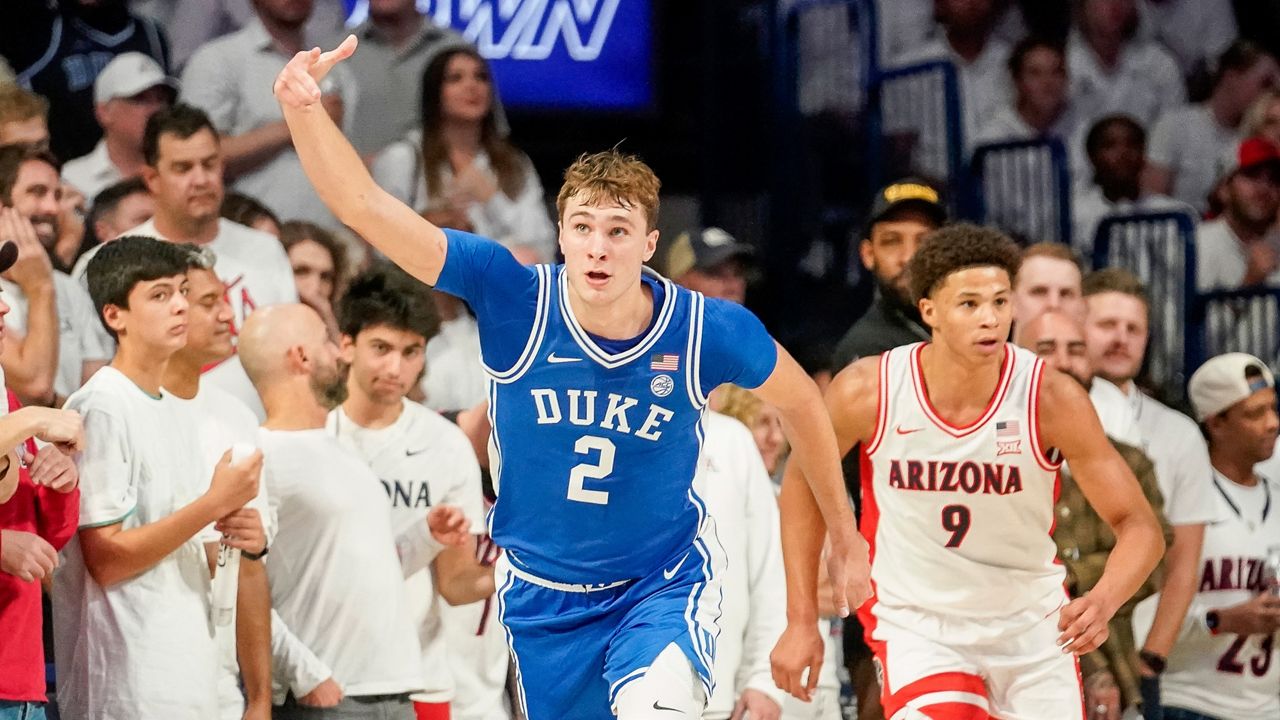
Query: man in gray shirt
[{"left": 181, "top": 0, "right": 357, "bottom": 225}]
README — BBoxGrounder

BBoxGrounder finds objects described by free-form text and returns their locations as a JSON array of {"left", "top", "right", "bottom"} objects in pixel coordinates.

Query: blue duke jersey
[{"left": 434, "top": 230, "right": 777, "bottom": 584}]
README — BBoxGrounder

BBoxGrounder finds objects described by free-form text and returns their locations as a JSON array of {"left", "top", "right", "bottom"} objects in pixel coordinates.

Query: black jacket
[{"left": 831, "top": 290, "right": 930, "bottom": 371}]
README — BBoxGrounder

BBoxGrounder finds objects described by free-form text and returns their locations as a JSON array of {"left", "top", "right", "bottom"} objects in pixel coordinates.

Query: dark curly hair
[{"left": 907, "top": 223, "right": 1022, "bottom": 302}]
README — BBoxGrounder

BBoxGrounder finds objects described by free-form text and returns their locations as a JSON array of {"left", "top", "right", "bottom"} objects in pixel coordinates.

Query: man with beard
[
  {"left": 1196, "top": 137, "right": 1280, "bottom": 291},
  {"left": 240, "top": 303, "right": 460, "bottom": 719},
  {"left": 1083, "top": 268, "right": 1219, "bottom": 717},
  {"left": 831, "top": 179, "right": 946, "bottom": 371},
  {"left": 1017, "top": 309, "right": 1173, "bottom": 720},
  {"left": 0, "top": 144, "right": 112, "bottom": 405}
]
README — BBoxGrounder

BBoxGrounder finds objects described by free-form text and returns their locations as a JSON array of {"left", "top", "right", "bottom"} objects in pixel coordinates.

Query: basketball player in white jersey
[
  {"left": 781, "top": 224, "right": 1165, "bottom": 719},
  {"left": 326, "top": 267, "right": 497, "bottom": 720},
  {"left": 1135, "top": 353, "right": 1280, "bottom": 720}
]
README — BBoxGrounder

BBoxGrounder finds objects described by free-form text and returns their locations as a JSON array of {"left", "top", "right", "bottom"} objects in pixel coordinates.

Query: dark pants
[
  {"left": 1140, "top": 676, "right": 1162, "bottom": 720},
  {"left": 0, "top": 702, "right": 46, "bottom": 720},
  {"left": 274, "top": 694, "right": 415, "bottom": 720}
]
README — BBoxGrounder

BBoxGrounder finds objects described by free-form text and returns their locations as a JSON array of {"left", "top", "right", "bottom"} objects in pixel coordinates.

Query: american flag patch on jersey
[
  {"left": 996, "top": 420, "right": 1020, "bottom": 437},
  {"left": 650, "top": 353, "right": 680, "bottom": 371}
]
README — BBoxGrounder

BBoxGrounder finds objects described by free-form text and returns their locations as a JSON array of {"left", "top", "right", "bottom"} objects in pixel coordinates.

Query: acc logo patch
[{"left": 651, "top": 374, "right": 675, "bottom": 397}]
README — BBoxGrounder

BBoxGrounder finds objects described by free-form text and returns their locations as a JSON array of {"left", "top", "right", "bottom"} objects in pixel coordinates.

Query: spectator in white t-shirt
[
  {"left": 891, "top": 0, "right": 1012, "bottom": 154},
  {"left": 162, "top": 255, "right": 273, "bottom": 720},
  {"left": 1144, "top": 41, "right": 1280, "bottom": 214},
  {"left": 55, "top": 236, "right": 262, "bottom": 720},
  {"left": 1072, "top": 115, "right": 1187, "bottom": 256},
  {"left": 89, "top": 104, "right": 298, "bottom": 418},
  {"left": 371, "top": 47, "right": 555, "bottom": 262},
  {"left": 1081, "top": 267, "right": 1218, "bottom": 712},
  {"left": 973, "top": 36, "right": 1082, "bottom": 163},
  {"left": 239, "top": 303, "right": 445, "bottom": 718},
  {"left": 1196, "top": 137, "right": 1280, "bottom": 292},
  {"left": 1068, "top": 0, "right": 1185, "bottom": 128},
  {"left": 327, "top": 267, "right": 499, "bottom": 720},
  {"left": 61, "top": 52, "right": 176, "bottom": 203},
  {"left": 419, "top": 290, "right": 485, "bottom": 413}
]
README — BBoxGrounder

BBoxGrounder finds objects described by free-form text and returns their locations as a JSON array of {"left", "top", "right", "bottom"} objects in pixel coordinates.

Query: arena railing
[{"left": 968, "top": 138, "right": 1071, "bottom": 246}]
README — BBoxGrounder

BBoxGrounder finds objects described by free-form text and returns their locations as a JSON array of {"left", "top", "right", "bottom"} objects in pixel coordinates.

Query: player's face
[
  {"left": 1012, "top": 256, "right": 1084, "bottom": 328},
  {"left": 750, "top": 401, "right": 787, "bottom": 474},
  {"left": 919, "top": 266, "right": 1013, "bottom": 361},
  {"left": 106, "top": 273, "right": 190, "bottom": 353},
  {"left": 144, "top": 128, "right": 224, "bottom": 224},
  {"left": 1083, "top": 291, "right": 1148, "bottom": 385},
  {"left": 10, "top": 160, "right": 61, "bottom": 249},
  {"left": 1213, "top": 387, "right": 1279, "bottom": 464},
  {"left": 440, "top": 54, "right": 492, "bottom": 125},
  {"left": 559, "top": 196, "right": 658, "bottom": 307},
  {"left": 860, "top": 209, "right": 933, "bottom": 303},
  {"left": 341, "top": 325, "right": 426, "bottom": 405},
  {"left": 1022, "top": 313, "right": 1091, "bottom": 388},
  {"left": 178, "top": 267, "right": 234, "bottom": 365}
]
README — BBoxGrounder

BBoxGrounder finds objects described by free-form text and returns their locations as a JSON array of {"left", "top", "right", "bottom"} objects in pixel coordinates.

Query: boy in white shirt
[
  {"left": 326, "top": 267, "right": 497, "bottom": 720},
  {"left": 54, "top": 236, "right": 262, "bottom": 720}
]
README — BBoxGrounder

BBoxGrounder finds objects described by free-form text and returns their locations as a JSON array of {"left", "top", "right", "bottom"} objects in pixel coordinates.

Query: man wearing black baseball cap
[
  {"left": 665, "top": 226, "right": 756, "bottom": 304},
  {"left": 831, "top": 179, "right": 947, "bottom": 370}
]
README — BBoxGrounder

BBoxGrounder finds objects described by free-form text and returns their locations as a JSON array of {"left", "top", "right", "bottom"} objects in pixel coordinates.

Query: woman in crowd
[
  {"left": 371, "top": 47, "right": 554, "bottom": 263},
  {"left": 278, "top": 220, "right": 347, "bottom": 338}
]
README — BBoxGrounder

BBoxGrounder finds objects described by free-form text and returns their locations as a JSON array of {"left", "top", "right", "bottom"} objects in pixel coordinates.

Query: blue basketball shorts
[{"left": 494, "top": 520, "right": 726, "bottom": 720}]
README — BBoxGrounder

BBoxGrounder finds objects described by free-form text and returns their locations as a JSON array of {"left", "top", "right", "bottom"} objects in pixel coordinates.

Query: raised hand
[
  {"left": 273, "top": 36, "right": 358, "bottom": 112},
  {"left": 205, "top": 448, "right": 263, "bottom": 518}
]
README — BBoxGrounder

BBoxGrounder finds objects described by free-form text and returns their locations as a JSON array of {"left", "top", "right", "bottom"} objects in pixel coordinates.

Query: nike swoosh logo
[
  {"left": 895, "top": 425, "right": 923, "bottom": 435},
  {"left": 405, "top": 447, "right": 429, "bottom": 457},
  {"left": 547, "top": 353, "right": 582, "bottom": 364},
  {"left": 651, "top": 701, "right": 683, "bottom": 714},
  {"left": 662, "top": 553, "right": 689, "bottom": 580}
]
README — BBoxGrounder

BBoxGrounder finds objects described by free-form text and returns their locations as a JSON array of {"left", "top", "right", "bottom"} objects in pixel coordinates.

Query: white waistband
[{"left": 500, "top": 554, "right": 632, "bottom": 593}]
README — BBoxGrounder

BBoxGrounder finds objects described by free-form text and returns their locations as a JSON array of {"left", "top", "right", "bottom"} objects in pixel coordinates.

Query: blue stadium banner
[{"left": 345, "top": 1, "right": 654, "bottom": 111}]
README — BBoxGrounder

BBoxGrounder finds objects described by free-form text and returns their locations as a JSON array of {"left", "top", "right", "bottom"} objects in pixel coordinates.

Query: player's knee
[{"left": 613, "top": 643, "right": 705, "bottom": 720}]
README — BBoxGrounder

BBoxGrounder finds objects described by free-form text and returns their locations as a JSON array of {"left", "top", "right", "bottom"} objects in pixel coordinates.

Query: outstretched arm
[
  {"left": 273, "top": 38, "right": 448, "bottom": 285},
  {"left": 1040, "top": 371, "right": 1165, "bottom": 655},
  {"left": 760, "top": 354, "right": 878, "bottom": 701}
]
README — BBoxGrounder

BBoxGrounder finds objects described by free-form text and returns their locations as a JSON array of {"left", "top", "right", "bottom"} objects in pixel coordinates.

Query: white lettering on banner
[{"left": 413, "top": 0, "right": 622, "bottom": 61}]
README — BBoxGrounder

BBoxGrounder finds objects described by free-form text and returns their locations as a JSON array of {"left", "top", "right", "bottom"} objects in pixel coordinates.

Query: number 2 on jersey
[
  {"left": 941, "top": 504, "right": 971, "bottom": 548},
  {"left": 567, "top": 435, "right": 616, "bottom": 505}
]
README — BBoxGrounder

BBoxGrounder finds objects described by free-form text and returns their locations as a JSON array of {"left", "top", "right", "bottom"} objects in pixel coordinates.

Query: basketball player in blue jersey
[{"left": 274, "top": 38, "right": 868, "bottom": 720}]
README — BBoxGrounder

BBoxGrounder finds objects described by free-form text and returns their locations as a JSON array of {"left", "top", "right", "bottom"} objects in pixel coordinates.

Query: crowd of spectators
[{"left": 0, "top": 1, "right": 1278, "bottom": 720}]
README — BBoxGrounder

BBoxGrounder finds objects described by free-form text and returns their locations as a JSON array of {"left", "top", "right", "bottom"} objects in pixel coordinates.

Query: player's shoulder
[{"left": 830, "top": 354, "right": 884, "bottom": 400}]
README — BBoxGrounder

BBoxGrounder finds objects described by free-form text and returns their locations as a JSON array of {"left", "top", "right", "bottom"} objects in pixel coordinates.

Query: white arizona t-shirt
[
  {"left": 167, "top": 383, "right": 268, "bottom": 720},
  {"left": 260, "top": 428, "right": 423, "bottom": 702},
  {"left": 327, "top": 399, "right": 486, "bottom": 703},
  {"left": 54, "top": 367, "right": 218, "bottom": 720}
]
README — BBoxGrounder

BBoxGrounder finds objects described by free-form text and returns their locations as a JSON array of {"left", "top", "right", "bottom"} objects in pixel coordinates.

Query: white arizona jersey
[
  {"left": 327, "top": 400, "right": 486, "bottom": 703},
  {"left": 1156, "top": 471, "right": 1280, "bottom": 718},
  {"left": 861, "top": 343, "right": 1067, "bottom": 621}
]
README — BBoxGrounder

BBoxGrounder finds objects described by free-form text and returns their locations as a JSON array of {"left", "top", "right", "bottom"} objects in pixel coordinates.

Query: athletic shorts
[
  {"left": 864, "top": 601, "right": 1084, "bottom": 720},
  {"left": 495, "top": 520, "right": 725, "bottom": 720}
]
